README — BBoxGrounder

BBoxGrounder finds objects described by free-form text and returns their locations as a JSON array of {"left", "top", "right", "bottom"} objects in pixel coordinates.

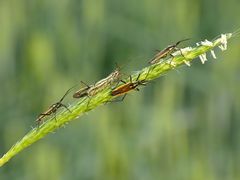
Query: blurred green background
[{"left": 0, "top": 0, "right": 240, "bottom": 179}]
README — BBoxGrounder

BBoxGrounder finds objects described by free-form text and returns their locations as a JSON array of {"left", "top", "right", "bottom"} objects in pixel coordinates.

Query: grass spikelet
[{"left": 0, "top": 32, "right": 234, "bottom": 167}]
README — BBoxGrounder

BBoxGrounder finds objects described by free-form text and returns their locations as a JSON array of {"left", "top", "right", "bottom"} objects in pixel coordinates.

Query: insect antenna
[
  {"left": 80, "top": 81, "right": 91, "bottom": 88},
  {"left": 175, "top": 38, "right": 191, "bottom": 46},
  {"left": 59, "top": 86, "right": 76, "bottom": 103}
]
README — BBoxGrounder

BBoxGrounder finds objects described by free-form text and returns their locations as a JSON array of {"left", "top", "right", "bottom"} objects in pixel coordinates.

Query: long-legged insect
[
  {"left": 73, "top": 65, "right": 122, "bottom": 98},
  {"left": 149, "top": 38, "right": 190, "bottom": 64},
  {"left": 72, "top": 81, "right": 92, "bottom": 98},
  {"left": 36, "top": 88, "right": 73, "bottom": 126},
  {"left": 111, "top": 72, "right": 148, "bottom": 101}
]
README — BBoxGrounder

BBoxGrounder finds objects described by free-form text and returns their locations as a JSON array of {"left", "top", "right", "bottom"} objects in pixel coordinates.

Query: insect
[
  {"left": 36, "top": 88, "right": 72, "bottom": 126},
  {"left": 72, "top": 81, "right": 92, "bottom": 98},
  {"left": 73, "top": 66, "right": 122, "bottom": 98},
  {"left": 111, "top": 73, "right": 148, "bottom": 101},
  {"left": 149, "top": 38, "right": 190, "bottom": 64}
]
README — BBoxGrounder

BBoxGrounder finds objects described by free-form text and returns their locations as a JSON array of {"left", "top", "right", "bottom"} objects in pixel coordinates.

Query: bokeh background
[{"left": 0, "top": 0, "right": 240, "bottom": 179}]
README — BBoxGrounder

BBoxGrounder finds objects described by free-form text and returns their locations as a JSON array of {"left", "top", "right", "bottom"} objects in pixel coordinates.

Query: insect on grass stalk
[{"left": 0, "top": 32, "right": 235, "bottom": 167}]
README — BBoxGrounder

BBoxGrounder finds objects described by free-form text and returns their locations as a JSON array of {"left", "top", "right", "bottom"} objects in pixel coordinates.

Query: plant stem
[{"left": 0, "top": 33, "right": 233, "bottom": 167}]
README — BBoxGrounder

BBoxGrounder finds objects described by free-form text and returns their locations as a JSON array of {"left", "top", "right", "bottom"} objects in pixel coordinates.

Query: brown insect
[
  {"left": 36, "top": 88, "right": 72, "bottom": 126},
  {"left": 111, "top": 73, "right": 148, "bottom": 100},
  {"left": 149, "top": 38, "right": 190, "bottom": 64},
  {"left": 73, "top": 66, "right": 122, "bottom": 98}
]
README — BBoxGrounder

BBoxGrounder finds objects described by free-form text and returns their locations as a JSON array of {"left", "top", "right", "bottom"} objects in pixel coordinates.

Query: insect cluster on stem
[{"left": 36, "top": 34, "right": 228, "bottom": 126}]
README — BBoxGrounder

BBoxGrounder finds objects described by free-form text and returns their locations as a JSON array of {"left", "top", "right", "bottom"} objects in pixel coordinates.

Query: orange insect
[
  {"left": 149, "top": 38, "right": 190, "bottom": 64},
  {"left": 36, "top": 88, "right": 72, "bottom": 126},
  {"left": 111, "top": 73, "right": 148, "bottom": 100},
  {"left": 73, "top": 66, "right": 122, "bottom": 98}
]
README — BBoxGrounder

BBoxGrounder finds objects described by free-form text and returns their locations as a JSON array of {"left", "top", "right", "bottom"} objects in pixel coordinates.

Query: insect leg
[
  {"left": 118, "top": 94, "right": 127, "bottom": 102},
  {"left": 36, "top": 114, "right": 48, "bottom": 127},
  {"left": 111, "top": 94, "right": 127, "bottom": 103},
  {"left": 167, "top": 53, "right": 177, "bottom": 68},
  {"left": 174, "top": 47, "right": 188, "bottom": 59},
  {"left": 120, "top": 80, "right": 127, "bottom": 84},
  {"left": 81, "top": 81, "right": 91, "bottom": 88},
  {"left": 85, "top": 96, "right": 92, "bottom": 109},
  {"left": 135, "top": 73, "right": 141, "bottom": 81},
  {"left": 60, "top": 103, "right": 72, "bottom": 113}
]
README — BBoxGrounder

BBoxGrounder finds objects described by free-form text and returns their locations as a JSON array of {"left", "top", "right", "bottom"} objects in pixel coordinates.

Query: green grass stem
[{"left": 0, "top": 32, "right": 234, "bottom": 167}]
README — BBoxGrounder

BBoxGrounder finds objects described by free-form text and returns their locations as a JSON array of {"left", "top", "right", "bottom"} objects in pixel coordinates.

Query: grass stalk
[{"left": 0, "top": 32, "right": 235, "bottom": 167}]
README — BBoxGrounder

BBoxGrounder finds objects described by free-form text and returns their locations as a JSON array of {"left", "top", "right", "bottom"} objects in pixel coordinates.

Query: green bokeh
[{"left": 0, "top": 0, "right": 240, "bottom": 179}]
